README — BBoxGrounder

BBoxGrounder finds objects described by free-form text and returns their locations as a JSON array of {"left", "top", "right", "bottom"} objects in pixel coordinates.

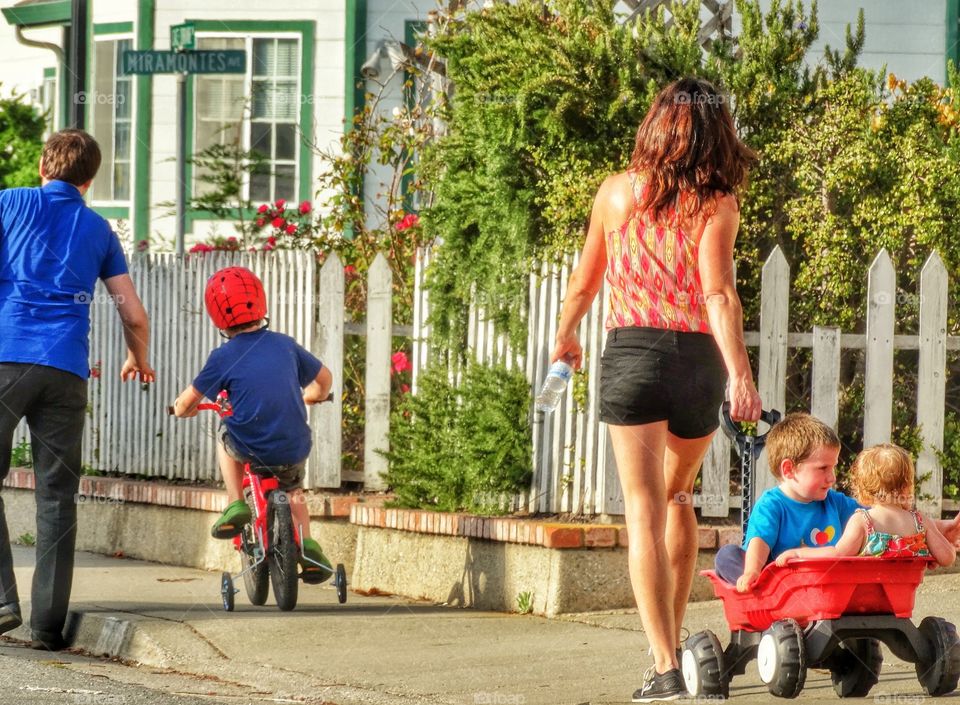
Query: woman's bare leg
[
  {"left": 608, "top": 421, "right": 676, "bottom": 674},
  {"left": 663, "top": 431, "right": 714, "bottom": 645}
]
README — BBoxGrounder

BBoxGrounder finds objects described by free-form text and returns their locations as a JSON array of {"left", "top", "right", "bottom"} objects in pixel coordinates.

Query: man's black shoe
[{"left": 30, "top": 633, "right": 69, "bottom": 651}]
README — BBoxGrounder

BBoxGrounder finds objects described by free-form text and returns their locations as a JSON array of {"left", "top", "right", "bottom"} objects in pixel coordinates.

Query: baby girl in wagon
[{"left": 776, "top": 443, "right": 956, "bottom": 567}]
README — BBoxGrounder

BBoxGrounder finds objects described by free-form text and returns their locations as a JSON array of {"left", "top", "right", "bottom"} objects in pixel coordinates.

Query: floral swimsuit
[{"left": 857, "top": 507, "right": 930, "bottom": 558}]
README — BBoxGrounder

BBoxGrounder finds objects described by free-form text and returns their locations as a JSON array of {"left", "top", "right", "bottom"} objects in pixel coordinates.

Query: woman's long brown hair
[{"left": 629, "top": 77, "right": 756, "bottom": 223}]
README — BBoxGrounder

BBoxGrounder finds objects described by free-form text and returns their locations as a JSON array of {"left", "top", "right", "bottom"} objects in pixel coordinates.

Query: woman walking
[{"left": 552, "top": 77, "right": 761, "bottom": 702}]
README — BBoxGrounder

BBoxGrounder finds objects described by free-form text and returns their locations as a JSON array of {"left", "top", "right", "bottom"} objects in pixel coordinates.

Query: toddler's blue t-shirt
[
  {"left": 743, "top": 487, "right": 861, "bottom": 560},
  {"left": 193, "top": 328, "right": 322, "bottom": 466}
]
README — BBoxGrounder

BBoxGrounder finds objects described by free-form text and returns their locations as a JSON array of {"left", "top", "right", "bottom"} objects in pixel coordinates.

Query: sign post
[{"left": 121, "top": 40, "right": 246, "bottom": 256}]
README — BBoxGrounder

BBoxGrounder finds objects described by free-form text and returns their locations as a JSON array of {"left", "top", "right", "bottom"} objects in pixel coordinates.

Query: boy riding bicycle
[{"left": 173, "top": 266, "right": 333, "bottom": 580}]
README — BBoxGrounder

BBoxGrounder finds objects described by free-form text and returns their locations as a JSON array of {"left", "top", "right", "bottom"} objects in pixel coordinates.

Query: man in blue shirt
[{"left": 0, "top": 129, "right": 154, "bottom": 650}]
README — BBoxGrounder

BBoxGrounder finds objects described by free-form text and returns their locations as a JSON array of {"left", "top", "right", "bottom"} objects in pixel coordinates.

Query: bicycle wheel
[
  {"left": 267, "top": 492, "right": 299, "bottom": 611},
  {"left": 240, "top": 519, "right": 269, "bottom": 606}
]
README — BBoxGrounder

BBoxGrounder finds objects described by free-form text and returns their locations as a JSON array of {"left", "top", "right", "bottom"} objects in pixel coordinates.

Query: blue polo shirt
[
  {"left": 192, "top": 328, "right": 323, "bottom": 466},
  {"left": 0, "top": 181, "right": 128, "bottom": 379}
]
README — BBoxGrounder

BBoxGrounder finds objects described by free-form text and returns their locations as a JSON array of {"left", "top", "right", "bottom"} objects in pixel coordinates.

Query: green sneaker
[
  {"left": 300, "top": 538, "right": 333, "bottom": 583},
  {"left": 211, "top": 500, "right": 252, "bottom": 539}
]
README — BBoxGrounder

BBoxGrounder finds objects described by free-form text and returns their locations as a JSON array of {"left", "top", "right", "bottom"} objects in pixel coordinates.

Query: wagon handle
[{"left": 719, "top": 402, "right": 781, "bottom": 450}]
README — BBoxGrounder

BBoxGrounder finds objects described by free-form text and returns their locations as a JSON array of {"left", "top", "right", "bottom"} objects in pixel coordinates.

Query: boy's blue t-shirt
[
  {"left": 192, "top": 328, "right": 323, "bottom": 466},
  {"left": 0, "top": 181, "right": 128, "bottom": 379},
  {"left": 744, "top": 487, "right": 861, "bottom": 560}
]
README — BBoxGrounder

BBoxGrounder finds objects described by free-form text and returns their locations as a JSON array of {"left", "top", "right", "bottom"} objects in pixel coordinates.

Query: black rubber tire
[
  {"left": 830, "top": 638, "right": 882, "bottom": 698},
  {"left": 681, "top": 630, "right": 728, "bottom": 699},
  {"left": 916, "top": 616, "right": 960, "bottom": 695},
  {"left": 267, "top": 492, "right": 299, "bottom": 611},
  {"left": 336, "top": 563, "right": 348, "bottom": 604},
  {"left": 220, "top": 571, "right": 234, "bottom": 612},
  {"left": 240, "top": 527, "right": 269, "bottom": 606},
  {"left": 758, "top": 618, "right": 807, "bottom": 698}
]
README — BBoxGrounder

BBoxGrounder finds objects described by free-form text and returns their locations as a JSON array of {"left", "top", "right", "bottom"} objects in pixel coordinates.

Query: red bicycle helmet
[{"left": 204, "top": 267, "right": 267, "bottom": 329}]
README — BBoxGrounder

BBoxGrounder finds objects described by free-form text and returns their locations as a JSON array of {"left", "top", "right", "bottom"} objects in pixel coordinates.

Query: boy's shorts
[
  {"left": 219, "top": 425, "right": 305, "bottom": 492},
  {"left": 599, "top": 326, "right": 726, "bottom": 437}
]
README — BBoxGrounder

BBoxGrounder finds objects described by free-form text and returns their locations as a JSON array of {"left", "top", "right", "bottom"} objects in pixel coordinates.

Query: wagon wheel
[
  {"left": 829, "top": 638, "right": 882, "bottom": 698},
  {"left": 916, "top": 616, "right": 960, "bottom": 696},
  {"left": 758, "top": 618, "right": 807, "bottom": 698},
  {"left": 682, "top": 630, "right": 728, "bottom": 699}
]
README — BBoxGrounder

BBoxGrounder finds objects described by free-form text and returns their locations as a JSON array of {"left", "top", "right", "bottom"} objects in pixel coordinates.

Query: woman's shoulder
[{"left": 595, "top": 171, "right": 636, "bottom": 225}]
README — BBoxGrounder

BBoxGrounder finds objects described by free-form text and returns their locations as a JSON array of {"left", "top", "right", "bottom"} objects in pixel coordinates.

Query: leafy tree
[{"left": 0, "top": 86, "right": 45, "bottom": 189}]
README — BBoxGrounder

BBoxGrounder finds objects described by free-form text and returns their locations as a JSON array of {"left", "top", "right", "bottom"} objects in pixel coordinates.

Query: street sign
[
  {"left": 120, "top": 50, "right": 246, "bottom": 75},
  {"left": 170, "top": 22, "right": 195, "bottom": 51}
]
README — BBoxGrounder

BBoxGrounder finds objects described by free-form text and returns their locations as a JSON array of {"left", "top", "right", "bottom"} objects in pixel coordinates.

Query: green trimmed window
[
  {"left": 195, "top": 33, "right": 301, "bottom": 204},
  {"left": 40, "top": 68, "right": 57, "bottom": 134},
  {"left": 90, "top": 37, "right": 134, "bottom": 202}
]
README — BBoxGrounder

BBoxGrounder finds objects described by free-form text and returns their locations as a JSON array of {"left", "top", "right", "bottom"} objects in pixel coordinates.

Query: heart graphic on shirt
[{"left": 809, "top": 526, "right": 836, "bottom": 545}]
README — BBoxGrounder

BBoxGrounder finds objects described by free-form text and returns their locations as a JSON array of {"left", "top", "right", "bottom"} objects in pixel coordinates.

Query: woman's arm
[
  {"left": 698, "top": 196, "right": 761, "bottom": 422},
  {"left": 552, "top": 175, "right": 629, "bottom": 369}
]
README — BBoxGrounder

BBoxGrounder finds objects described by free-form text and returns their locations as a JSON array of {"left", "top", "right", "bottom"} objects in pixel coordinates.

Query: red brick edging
[
  {"left": 349, "top": 505, "right": 742, "bottom": 550},
  {"left": 2, "top": 469, "right": 365, "bottom": 518}
]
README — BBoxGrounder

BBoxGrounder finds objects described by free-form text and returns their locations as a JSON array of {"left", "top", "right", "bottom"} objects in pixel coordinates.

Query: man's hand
[
  {"left": 736, "top": 569, "right": 760, "bottom": 593},
  {"left": 121, "top": 354, "right": 155, "bottom": 383}
]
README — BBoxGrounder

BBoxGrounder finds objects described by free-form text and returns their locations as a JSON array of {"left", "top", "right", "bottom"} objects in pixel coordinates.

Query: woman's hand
[
  {"left": 728, "top": 374, "right": 761, "bottom": 422},
  {"left": 551, "top": 333, "right": 582, "bottom": 370}
]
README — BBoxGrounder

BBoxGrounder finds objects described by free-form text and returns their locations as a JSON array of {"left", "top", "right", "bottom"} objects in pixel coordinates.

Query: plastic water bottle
[{"left": 535, "top": 360, "right": 573, "bottom": 412}]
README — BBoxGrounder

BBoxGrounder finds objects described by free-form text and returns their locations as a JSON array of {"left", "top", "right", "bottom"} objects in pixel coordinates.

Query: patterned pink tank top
[{"left": 604, "top": 178, "right": 710, "bottom": 334}]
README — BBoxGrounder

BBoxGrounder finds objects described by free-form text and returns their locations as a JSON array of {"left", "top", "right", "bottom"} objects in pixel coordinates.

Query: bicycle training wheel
[
  {"left": 267, "top": 492, "right": 299, "bottom": 611},
  {"left": 240, "top": 517, "right": 269, "bottom": 606}
]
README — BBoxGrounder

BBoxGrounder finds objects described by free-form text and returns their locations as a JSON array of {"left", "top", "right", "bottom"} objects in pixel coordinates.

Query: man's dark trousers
[{"left": 0, "top": 363, "right": 86, "bottom": 642}]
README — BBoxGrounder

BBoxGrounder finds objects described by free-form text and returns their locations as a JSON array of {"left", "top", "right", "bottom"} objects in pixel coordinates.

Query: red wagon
[{"left": 682, "top": 407, "right": 960, "bottom": 699}]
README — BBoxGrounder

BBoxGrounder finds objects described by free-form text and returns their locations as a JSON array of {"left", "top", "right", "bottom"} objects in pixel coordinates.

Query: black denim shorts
[
  {"left": 219, "top": 425, "right": 305, "bottom": 492},
  {"left": 599, "top": 326, "right": 726, "bottom": 438}
]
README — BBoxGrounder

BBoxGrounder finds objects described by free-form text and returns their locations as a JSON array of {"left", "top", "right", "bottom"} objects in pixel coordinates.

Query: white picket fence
[
  {"left": 13, "top": 250, "right": 396, "bottom": 490},
  {"left": 412, "top": 246, "right": 959, "bottom": 517}
]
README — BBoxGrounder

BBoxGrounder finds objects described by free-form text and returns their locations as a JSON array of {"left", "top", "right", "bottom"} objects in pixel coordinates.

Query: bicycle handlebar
[{"left": 167, "top": 392, "right": 334, "bottom": 416}]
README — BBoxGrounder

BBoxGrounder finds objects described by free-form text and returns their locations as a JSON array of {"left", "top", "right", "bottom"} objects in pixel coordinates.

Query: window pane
[
  {"left": 197, "top": 76, "right": 244, "bottom": 122},
  {"left": 115, "top": 39, "right": 131, "bottom": 70},
  {"left": 114, "top": 162, "right": 130, "bottom": 201},
  {"left": 92, "top": 40, "right": 116, "bottom": 200},
  {"left": 275, "top": 123, "right": 295, "bottom": 161},
  {"left": 198, "top": 37, "right": 243, "bottom": 51},
  {"left": 115, "top": 122, "right": 131, "bottom": 160},
  {"left": 250, "top": 122, "right": 271, "bottom": 159},
  {"left": 250, "top": 166, "right": 271, "bottom": 202},
  {"left": 115, "top": 79, "right": 132, "bottom": 120},
  {"left": 275, "top": 164, "right": 295, "bottom": 202},
  {"left": 276, "top": 40, "right": 297, "bottom": 77},
  {"left": 253, "top": 38, "right": 272, "bottom": 77},
  {"left": 251, "top": 79, "right": 271, "bottom": 119},
  {"left": 275, "top": 81, "right": 297, "bottom": 121}
]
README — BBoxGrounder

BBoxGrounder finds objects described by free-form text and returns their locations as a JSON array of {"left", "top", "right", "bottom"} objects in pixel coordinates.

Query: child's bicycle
[
  {"left": 681, "top": 403, "right": 960, "bottom": 699},
  {"left": 170, "top": 391, "right": 348, "bottom": 612}
]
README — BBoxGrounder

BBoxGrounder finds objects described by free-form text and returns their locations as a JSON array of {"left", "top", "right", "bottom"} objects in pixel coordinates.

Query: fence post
[
  {"left": 411, "top": 247, "right": 431, "bottom": 393},
  {"left": 756, "top": 246, "right": 789, "bottom": 503},
  {"left": 864, "top": 249, "right": 895, "bottom": 447},
  {"left": 311, "top": 253, "right": 345, "bottom": 488},
  {"left": 364, "top": 253, "right": 393, "bottom": 490},
  {"left": 917, "top": 251, "right": 948, "bottom": 516},
  {"left": 811, "top": 325, "right": 841, "bottom": 430}
]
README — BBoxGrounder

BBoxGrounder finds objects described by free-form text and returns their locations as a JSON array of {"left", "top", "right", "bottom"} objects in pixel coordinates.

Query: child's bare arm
[
  {"left": 776, "top": 512, "right": 867, "bottom": 566},
  {"left": 303, "top": 366, "right": 333, "bottom": 405},
  {"left": 173, "top": 385, "right": 204, "bottom": 417},
  {"left": 923, "top": 514, "right": 957, "bottom": 567},
  {"left": 736, "top": 537, "right": 771, "bottom": 593}
]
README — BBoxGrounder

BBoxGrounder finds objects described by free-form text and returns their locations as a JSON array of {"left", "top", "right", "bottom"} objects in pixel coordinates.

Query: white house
[{"left": 0, "top": 0, "right": 956, "bottom": 247}]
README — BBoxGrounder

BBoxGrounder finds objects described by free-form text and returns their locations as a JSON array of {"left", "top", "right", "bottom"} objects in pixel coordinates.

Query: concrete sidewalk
[{"left": 5, "top": 545, "right": 960, "bottom": 704}]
